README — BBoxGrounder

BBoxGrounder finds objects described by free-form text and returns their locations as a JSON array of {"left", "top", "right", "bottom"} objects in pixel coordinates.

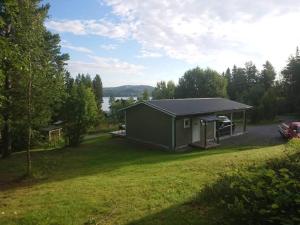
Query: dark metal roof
[{"left": 144, "top": 98, "right": 252, "bottom": 116}]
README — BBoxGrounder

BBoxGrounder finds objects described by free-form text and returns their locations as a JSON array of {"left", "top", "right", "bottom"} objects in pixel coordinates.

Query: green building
[{"left": 123, "top": 98, "right": 252, "bottom": 151}]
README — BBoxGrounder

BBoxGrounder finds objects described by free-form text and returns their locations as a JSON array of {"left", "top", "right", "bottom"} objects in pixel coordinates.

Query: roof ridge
[
  {"left": 123, "top": 98, "right": 252, "bottom": 117},
  {"left": 148, "top": 97, "right": 223, "bottom": 101}
]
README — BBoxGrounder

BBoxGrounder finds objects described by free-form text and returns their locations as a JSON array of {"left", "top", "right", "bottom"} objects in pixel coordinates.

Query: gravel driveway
[{"left": 221, "top": 123, "right": 286, "bottom": 147}]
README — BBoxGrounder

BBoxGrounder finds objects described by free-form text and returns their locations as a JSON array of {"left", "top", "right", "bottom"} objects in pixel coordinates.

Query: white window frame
[{"left": 184, "top": 118, "right": 191, "bottom": 128}]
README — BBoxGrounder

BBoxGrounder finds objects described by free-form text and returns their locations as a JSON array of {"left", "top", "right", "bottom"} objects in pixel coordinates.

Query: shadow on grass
[
  {"left": 124, "top": 199, "right": 218, "bottom": 225},
  {"left": 0, "top": 132, "right": 284, "bottom": 192}
]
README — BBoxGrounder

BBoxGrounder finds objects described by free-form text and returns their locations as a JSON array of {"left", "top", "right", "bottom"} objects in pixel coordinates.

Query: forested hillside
[{"left": 103, "top": 85, "right": 154, "bottom": 97}]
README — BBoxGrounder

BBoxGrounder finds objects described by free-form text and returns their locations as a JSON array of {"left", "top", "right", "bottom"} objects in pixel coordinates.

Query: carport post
[
  {"left": 204, "top": 121, "right": 207, "bottom": 148},
  {"left": 230, "top": 112, "right": 233, "bottom": 136}
]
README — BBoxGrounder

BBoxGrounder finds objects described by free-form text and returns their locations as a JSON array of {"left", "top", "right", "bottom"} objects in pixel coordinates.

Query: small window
[{"left": 184, "top": 118, "right": 190, "bottom": 128}]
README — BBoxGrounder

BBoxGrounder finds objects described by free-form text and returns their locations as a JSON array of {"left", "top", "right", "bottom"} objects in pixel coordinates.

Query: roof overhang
[
  {"left": 121, "top": 99, "right": 252, "bottom": 118},
  {"left": 120, "top": 101, "right": 176, "bottom": 117},
  {"left": 175, "top": 107, "right": 252, "bottom": 118}
]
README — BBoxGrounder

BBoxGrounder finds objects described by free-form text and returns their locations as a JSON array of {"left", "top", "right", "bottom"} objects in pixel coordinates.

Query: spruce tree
[
  {"left": 260, "top": 61, "right": 276, "bottom": 90},
  {"left": 63, "top": 83, "right": 98, "bottom": 146},
  {"left": 92, "top": 74, "right": 103, "bottom": 110},
  {"left": 0, "top": 1, "right": 68, "bottom": 175}
]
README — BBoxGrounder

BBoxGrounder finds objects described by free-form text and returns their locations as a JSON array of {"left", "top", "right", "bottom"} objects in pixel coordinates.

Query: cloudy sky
[{"left": 46, "top": 0, "right": 300, "bottom": 87}]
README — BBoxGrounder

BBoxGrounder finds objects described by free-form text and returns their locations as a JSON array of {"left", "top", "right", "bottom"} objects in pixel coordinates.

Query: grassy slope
[{"left": 0, "top": 135, "right": 285, "bottom": 225}]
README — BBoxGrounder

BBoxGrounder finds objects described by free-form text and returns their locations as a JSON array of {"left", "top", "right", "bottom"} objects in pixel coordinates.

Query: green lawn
[{"left": 0, "top": 135, "right": 285, "bottom": 225}]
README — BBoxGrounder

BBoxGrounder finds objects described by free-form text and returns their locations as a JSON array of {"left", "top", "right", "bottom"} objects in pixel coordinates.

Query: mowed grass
[{"left": 0, "top": 135, "right": 285, "bottom": 225}]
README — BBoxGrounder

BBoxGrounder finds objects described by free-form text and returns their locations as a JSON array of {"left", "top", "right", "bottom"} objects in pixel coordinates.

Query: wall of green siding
[
  {"left": 126, "top": 104, "right": 173, "bottom": 149},
  {"left": 175, "top": 118, "right": 192, "bottom": 148},
  {"left": 175, "top": 117, "right": 215, "bottom": 148}
]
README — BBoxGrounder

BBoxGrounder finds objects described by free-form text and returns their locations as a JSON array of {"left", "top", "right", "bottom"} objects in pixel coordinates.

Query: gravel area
[{"left": 221, "top": 123, "right": 286, "bottom": 147}]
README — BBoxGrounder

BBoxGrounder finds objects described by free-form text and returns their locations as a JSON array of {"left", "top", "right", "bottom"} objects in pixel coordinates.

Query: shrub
[{"left": 197, "top": 140, "right": 300, "bottom": 225}]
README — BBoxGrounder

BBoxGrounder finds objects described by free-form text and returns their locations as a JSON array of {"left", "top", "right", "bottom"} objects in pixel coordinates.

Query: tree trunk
[
  {"left": 1, "top": 24, "right": 13, "bottom": 159},
  {"left": 27, "top": 125, "right": 32, "bottom": 175},
  {"left": 26, "top": 61, "right": 32, "bottom": 176},
  {"left": 2, "top": 70, "right": 12, "bottom": 158}
]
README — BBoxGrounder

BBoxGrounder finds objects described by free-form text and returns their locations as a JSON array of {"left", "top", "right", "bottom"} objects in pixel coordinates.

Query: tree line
[
  {"left": 152, "top": 49, "right": 300, "bottom": 122},
  {"left": 1, "top": 1, "right": 300, "bottom": 176},
  {"left": 0, "top": 1, "right": 103, "bottom": 175}
]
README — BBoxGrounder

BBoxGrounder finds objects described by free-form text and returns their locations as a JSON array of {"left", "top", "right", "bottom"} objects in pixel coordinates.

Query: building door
[{"left": 192, "top": 118, "right": 201, "bottom": 143}]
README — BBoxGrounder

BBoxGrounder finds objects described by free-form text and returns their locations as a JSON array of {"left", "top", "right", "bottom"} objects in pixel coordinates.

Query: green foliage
[
  {"left": 142, "top": 89, "right": 150, "bottom": 100},
  {"left": 76, "top": 73, "right": 92, "bottom": 88},
  {"left": 175, "top": 67, "right": 227, "bottom": 98},
  {"left": 103, "top": 85, "right": 154, "bottom": 97},
  {"left": 261, "top": 61, "right": 276, "bottom": 90},
  {"left": 0, "top": 0, "right": 68, "bottom": 157},
  {"left": 137, "top": 89, "right": 150, "bottom": 101},
  {"left": 281, "top": 48, "right": 300, "bottom": 112},
  {"left": 259, "top": 88, "right": 278, "bottom": 121},
  {"left": 63, "top": 83, "right": 99, "bottom": 146},
  {"left": 227, "top": 61, "right": 280, "bottom": 122},
  {"left": 109, "top": 97, "right": 135, "bottom": 123},
  {"left": 198, "top": 140, "right": 300, "bottom": 225},
  {"left": 92, "top": 74, "right": 103, "bottom": 110},
  {"left": 152, "top": 80, "right": 175, "bottom": 99}
]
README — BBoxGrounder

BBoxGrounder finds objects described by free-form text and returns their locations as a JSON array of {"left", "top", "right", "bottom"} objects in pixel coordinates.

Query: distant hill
[{"left": 103, "top": 85, "right": 154, "bottom": 97}]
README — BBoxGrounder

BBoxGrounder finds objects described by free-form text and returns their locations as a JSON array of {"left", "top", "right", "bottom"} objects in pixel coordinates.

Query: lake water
[{"left": 102, "top": 97, "right": 137, "bottom": 112}]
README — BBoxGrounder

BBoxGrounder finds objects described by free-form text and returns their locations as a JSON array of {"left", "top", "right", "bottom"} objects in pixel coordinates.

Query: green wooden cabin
[{"left": 123, "top": 98, "right": 252, "bottom": 151}]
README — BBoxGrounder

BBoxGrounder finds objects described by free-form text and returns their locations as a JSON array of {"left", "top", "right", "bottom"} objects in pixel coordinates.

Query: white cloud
[
  {"left": 100, "top": 44, "right": 118, "bottom": 50},
  {"left": 68, "top": 55, "right": 144, "bottom": 76},
  {"left": 46, "top": 19, "right": 131, "bottom": 39},
  {"left": 46, "top": 20, "right": 86, "bottom": 35},
  {"left": 67, "top": 56, "right": 146, "bottom": 86},
  {"left": 47, "top": 0, "right": 300, "bottom": 73},
  {"left": 137, "top": 49, "right": 162, "bottom": 58},
  {"left": 103, "top": 0, "right": 300, "bottom": 70},
  {"left": 61, "top": 43, "right": 93, "bottom": 54}
]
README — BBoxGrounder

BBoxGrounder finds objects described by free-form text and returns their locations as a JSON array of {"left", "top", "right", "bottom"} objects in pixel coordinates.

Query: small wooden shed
[{"left": 41, "top": 122, "right": 63, "bottom": 143}]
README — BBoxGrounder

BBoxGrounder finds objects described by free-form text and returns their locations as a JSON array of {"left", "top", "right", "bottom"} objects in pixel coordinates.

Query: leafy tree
[
  {"left": 109, "top": 98, "right": 135, "bottom": 123},
  {"left": 152, "top": 80, "right": 175, "bottom": 99},
  {"left": 224, "top": 68, "right": 235, "bottom": 99},
  {"left": 0, "top": 55, "right": 3, "bottom": 132},
  {"left": 226, "top": 61, "right": 277, "bottom": 122},
  {"left": 142, "top": 89, "right": 150, "bottom": 100},
  {"left": 76, "top": 74, "right": 92, "bottom": 88},
  {"left": 228, "top": 65, "right": 248, "bottom": 101},
  {"left": 260, "top": 61, "right": 276, "bottom": 90},
  {"left": 138, "top": 89, "right": 150, "bottom": 101},
  {"left": 109, "top": 96, "right": 115, "bottom": 105},
  {"left": 0, "top": 0, "right": 19, "bottom": 158},
  {"left": 246, "top": 84, "right": 266, "bottom": 122},
  {"left": 260, "top": 88, "right": 278, "bottom": 120},
  {"left": 175, "top": 67, "right": 227, "bottom": 98},
  {"left": 12, "top": 1, "right": 68, "bottom": 174},
  {"left": 245, "top": 61, "right": 259, "bottom": 86},
  {"left": 281, "top": 47, "right": 300, "bottom": 112},
  {"left": 0, "top": 1, "right": 68, "bottom": 176},
  {"left": 92, "top": 74, "right": 103, "bottom": 110},
  {"left": 63, "top": 83, "right": 98, "bottom": 146}
]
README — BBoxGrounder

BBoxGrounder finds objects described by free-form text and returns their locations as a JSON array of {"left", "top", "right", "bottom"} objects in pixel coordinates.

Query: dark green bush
[{"left": 198, "top": 139, "right": 300, "bottom": 225}]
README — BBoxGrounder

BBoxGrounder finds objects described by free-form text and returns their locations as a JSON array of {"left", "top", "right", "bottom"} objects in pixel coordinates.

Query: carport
[{"left": 123, "top": 98, "right": 252, "bottom": 151}]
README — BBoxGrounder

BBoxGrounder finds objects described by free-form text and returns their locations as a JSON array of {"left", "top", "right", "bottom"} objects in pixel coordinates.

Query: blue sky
[{"left": 45, "top": 0, "right": 300, "bottom": 87}]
